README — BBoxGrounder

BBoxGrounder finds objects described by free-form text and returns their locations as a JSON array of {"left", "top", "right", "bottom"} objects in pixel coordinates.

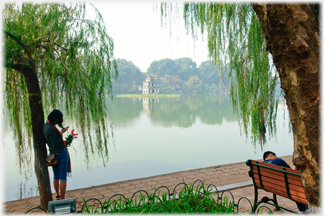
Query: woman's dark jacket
[{"left": 43, "top": 122, "right": 66, "bottom": 154}]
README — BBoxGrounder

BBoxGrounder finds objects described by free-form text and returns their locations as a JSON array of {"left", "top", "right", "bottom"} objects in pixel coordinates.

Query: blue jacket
[{"left": 263, "top": 158, "right": 291, "bottom": 169}]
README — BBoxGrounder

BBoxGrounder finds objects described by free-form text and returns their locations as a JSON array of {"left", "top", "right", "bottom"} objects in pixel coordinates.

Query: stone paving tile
[
  {"left": 3, "top": 155, "right": 301, "bottom": 214},
  {"left": 104, "top": 184, "right": 120, "bottom": 189},
  {"left": 132, "top": 183, "right": 147, "bottom": 190},
  {"left": 119, "top": 185, "right": 138, "bottom": 192},
  {"left": 138, "top": 178, "right": 156, "bottom": 184},
  {"left": 84, "top": 190, "right": 101, "bottom": 198},
  {"left": 128, "top": 180, "right": 144, "bottom": 187},
  {"left": 7, "top": 204, "right": 27, "bottom": 213}
]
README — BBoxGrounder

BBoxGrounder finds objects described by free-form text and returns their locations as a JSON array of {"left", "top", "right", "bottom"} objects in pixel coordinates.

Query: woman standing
[{"left": 43, "top": 109, "right": 69, "bottom": 200}]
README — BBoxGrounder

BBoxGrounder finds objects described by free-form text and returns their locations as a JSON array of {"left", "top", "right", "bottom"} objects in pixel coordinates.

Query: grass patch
[
  {"left": 116, "top": 94, "right": 181, "bottom": 98},
  {"left": 82, "top": 182, "right": 234, "bottom": 213}
]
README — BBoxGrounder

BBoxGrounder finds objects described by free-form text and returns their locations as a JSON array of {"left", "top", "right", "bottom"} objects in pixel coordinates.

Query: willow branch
[{"left": 3, "top": 30, "right": 32, "bottom": 59}]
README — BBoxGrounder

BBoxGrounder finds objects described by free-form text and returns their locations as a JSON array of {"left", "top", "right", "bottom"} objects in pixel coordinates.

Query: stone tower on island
[{"left": 142, "top": 75, "right": 159, "bottom": 94}]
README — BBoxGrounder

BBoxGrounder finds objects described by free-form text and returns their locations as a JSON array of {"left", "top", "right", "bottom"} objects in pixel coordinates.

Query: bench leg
[
  {"left": 257, "top": 197, "right": 280, "bottom": 211},
  {"left": 251, "top": 185, "right": 280, "bottom": 212},
  {"left": 256, "top": 196, "right": 281, "bottom": 212},
  {"left": 252, "top": 186, "right": 258, "bottom": 212},
  {"left": 273, "top": 194, "right": 280, "bottom": 211}
]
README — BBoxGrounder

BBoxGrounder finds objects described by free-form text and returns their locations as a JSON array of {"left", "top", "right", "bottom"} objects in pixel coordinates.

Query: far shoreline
[{"left": 116, "top": 94, "right": 181, "bottom": 98}]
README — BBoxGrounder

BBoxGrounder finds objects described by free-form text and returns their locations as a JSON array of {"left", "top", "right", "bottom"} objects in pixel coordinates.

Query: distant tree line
[
  {"left": 112, "top": 57, "right": 230, "bottom": 94},
  {"left": 111, "top": 59, "right": 146, "bottom": 94}
]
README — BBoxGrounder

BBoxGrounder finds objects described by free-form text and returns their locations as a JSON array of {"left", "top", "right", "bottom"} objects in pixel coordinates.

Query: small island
[{"left": 117, "top": 75, "right": 181, "bottom": 98}]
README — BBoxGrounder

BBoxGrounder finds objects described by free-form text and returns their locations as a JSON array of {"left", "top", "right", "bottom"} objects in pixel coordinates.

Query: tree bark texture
[
  {"left": 251, "top": 4, "right": 320, "bottom": 210},
  {"left": 21, "top": 66, "right": 53, "bottom": 209}
]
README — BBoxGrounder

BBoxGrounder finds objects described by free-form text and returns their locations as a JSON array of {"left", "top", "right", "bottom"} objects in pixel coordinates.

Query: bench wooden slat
[
  {"left": 252, "top": 174, "right": 305, "bottom": 193},
  {"left": 251, "top": 166, "right": 302, "bottom": 182},
  {"left": 253, "top": 177, "right": 306, "bottom": 199},
  {"left": 255, "top": 182, "right": 308, "bottom": 205},
  {"left": 249, "top": 160, "right": 300, "bottom": 172},
  {"left": 251, "top": 167, "right": 303, "bottom": 187}
]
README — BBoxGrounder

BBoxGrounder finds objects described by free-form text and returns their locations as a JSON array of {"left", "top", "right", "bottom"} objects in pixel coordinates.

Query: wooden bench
[{"left": 246, "top": 159, "right": 308, "bottom": 213}]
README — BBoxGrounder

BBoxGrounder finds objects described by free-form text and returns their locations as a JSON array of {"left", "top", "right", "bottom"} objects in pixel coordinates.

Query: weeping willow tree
[
  {"left": 3, "top": 3, "right": 118, "bottom": 209},
  {"left": 160, "top": 2, "right": 320, "bottom": 212},
  {"left": 162, "top": 3, "right": 278, "bottom": 147}
]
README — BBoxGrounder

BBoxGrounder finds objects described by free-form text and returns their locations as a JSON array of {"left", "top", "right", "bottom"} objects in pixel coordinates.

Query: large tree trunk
[
  {"left": 251, "top": 4, "right": 320, "bottom": 212},
  {"left": 22, "top": 66, "right": 53, "bottom": 210}
]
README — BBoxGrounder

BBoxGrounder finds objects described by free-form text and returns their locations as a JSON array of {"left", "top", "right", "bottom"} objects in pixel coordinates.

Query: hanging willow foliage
[
  {"left": 3, "top": 3, "right": 118, "bottom": 171},
  {"left": 161, "top": 2, "right": 279, "bottom": 148}
]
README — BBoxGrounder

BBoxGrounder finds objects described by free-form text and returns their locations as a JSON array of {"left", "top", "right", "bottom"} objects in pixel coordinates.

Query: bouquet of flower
[{"left": 65, "top": 129, "right": 78, "bottom": 147}]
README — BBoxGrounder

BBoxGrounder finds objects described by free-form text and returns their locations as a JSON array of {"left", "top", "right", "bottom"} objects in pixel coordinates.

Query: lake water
[{"left": 2, "top": 94, "right": 293, "bottom": 202}]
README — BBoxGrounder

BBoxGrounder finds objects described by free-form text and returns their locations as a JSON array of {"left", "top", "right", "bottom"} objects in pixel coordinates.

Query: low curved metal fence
[
  {"left": 24, "top": 206, "right": 47, "bottom": 214},
  {"left": 24, "top": 179, "right": 272, "bottom": 214}
]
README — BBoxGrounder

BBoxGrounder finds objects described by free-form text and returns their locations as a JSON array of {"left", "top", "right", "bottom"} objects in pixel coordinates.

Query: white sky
[{"left": 91, "top": 1, "right": 210, "bottom": 72}]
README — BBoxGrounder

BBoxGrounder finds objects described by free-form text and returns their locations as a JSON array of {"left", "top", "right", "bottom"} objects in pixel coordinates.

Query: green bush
[{"left": 82, "top": 182, "right": 234, "bottom": 213}]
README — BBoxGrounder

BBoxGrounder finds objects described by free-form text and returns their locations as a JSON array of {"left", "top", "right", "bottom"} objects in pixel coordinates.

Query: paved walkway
[{"left": 3, "top": 155, "right": 300, "bottom": 214}]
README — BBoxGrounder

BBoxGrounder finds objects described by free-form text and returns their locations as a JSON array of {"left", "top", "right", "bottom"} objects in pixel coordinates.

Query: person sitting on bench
[
  {"left": 262, "top": 151, "right": 308, "bottom": 213},
  {"left": 263, "top": 151, "right": 290, "bottom": 168}
]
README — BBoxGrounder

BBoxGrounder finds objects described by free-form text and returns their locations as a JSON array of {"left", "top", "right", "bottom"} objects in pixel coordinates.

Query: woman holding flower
[{"left": 43, "top": 109, "right": 70, "bottom": 200}]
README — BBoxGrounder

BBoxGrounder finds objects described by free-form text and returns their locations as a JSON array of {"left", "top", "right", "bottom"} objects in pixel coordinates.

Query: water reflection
[
  {"left": 143, "top": 98, "right": 159, "bottom": 116},
  {"left": 16, "top": 182, "right": 39, "bottom": 200},
  {"left": 109, "top": 94, "right": 237, "bottom": 128}
]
